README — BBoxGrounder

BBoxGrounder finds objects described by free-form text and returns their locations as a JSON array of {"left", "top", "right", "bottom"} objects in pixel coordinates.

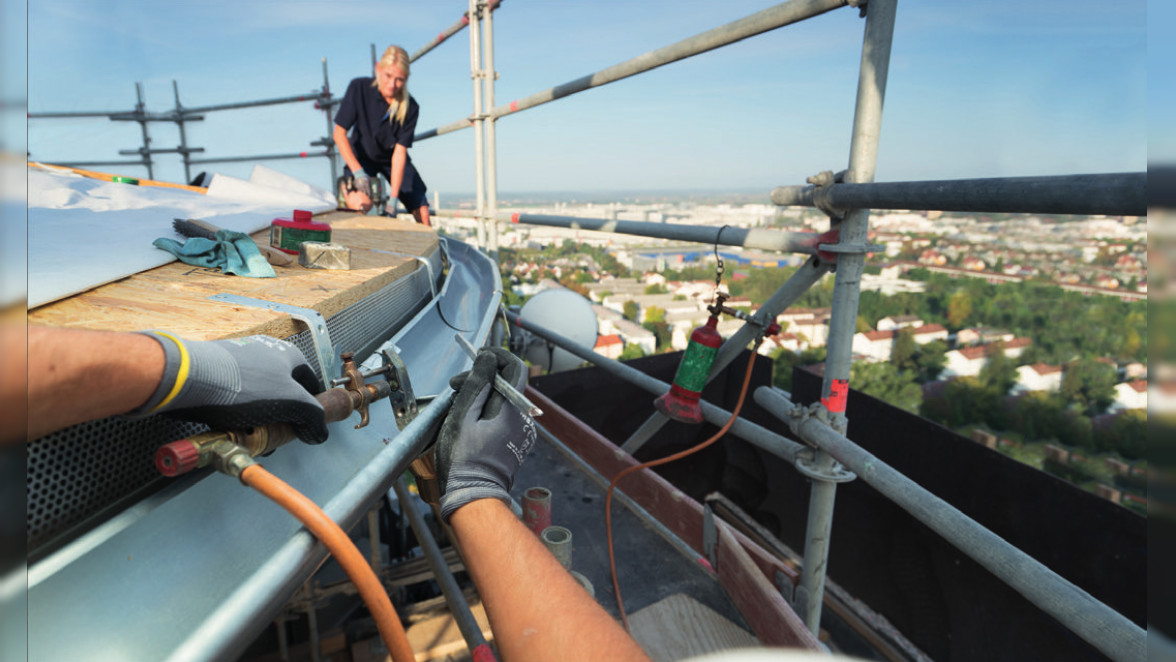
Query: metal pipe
[
  {"left": 180, "top": 92, "right": 327, "bottom": 115},
  {"left": 819, "top": 0, "right": 897, "bottom": 432},
  {"left": 411, "top": 0, "right": 502, "bottom": 63},
  {"left": 753, "top": 387, "right": 1146, "bottom": 662},
  {"left": 483, "top": 0, "right": 500, "bottom": 256},
  {"left": 31, "top": 92, "right": 327, "bottom": 120},
  {"left": 505, "top": 310, "right": 806, "bottom": 464},
  {"left": 469, "top": 0, "right": 487, "bottom": 249},
  {"left": 796, "top": 452, "right": 838, "bottom": 632},
  {"left": 275, "top": 618, "right": 289, "bottom": 662},
  {"left": 770, "top": 172, "right": 1147, "bottom": 217},
  {"left": 51, "top": 159, "right": 150, "bottom": 168},
  {"left": 622, "top": 256, "right": 831, "bottom": 454},
  {"left": 187, "top": 151, "right": 328, "bottom": 165},
  {"left": 134, "top": 83, "right": 155, "bottom": 180},
  {"left": 540, "top": 526, "right": 573, "bottom": 569},
  {"left": 173, "top": 81, "right": 193, "bottom": 184},
  {"left": 390, "top": 478, "right": 490, "bottom": 653},
  {"left": 499, "top": 211, "right": 830, "bottom": 256},
  {"left": 416, "top": 0, "right": 849, "bottom": 141},
  {"left": 305, "top": 581, "right": 321, "bottom": 662},
  {"left": 367, "top": 506, "right": 382, "bottom": 575},
  {"left": 320, "top": 58, "right": 338, "bottom": 186}
]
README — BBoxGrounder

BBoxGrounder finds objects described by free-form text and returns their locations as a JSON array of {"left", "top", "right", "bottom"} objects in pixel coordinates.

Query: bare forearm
[
  {"left": 26, "top": 326, "right": 164, "bottom": 439},
  {"left": 450, "top": 499, "right": 650, "bottom": 662},
  {"left": 332, "top": 124, "right": 363, "bottom": 174},
  {"left": 389, "top": 145, "right": 407, "bottom": 198}
]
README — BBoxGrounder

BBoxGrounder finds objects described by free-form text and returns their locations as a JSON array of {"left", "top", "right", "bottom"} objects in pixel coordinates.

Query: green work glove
[
  {"left": 436, "top": 347, "right": 536, "bottom": 521},
  {"left": 130, "top": 332, "right": 329, "bottom": 444}
]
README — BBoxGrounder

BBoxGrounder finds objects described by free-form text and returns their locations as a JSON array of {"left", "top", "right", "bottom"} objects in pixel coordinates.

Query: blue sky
[{"left": 23, "top": 0, "right": 1147, "bottom": 196}]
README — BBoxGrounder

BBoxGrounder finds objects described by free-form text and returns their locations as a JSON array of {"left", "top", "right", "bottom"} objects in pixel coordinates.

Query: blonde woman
[{"left": 333, "top": 45, "right": 431, "bottom": 226}]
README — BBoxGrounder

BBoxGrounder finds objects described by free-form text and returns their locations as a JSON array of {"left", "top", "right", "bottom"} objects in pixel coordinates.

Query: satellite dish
[{"left": 519, "top": 289, "right": 597, "bottom": 373}]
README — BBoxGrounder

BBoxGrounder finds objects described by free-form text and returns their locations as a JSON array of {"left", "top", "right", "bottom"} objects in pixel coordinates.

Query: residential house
[
  {"left": 1109, "top": 380, "right": 1147, "bottom": 412},
  {"left": 594, "top": 334, "right": 624, "bottom": 360},
  {"left": 790, "top": 317, "right": 830, "bottom": 348},
  {"left": 876, "top": 315, "right": 924, "bottom": 331},
  {"left": 941, "top": 341, "right": 1030, "bottom": 379},
  {"left": 1012, "top": 363, "right": 1063, "bottom": 393},
  {"left": 852, "top": 330, "right": 896, "bottom": 362},
  {"left": 612, "top": 319, "right": 657, "bottom": 355},
  {"left": 911, "top": 323, "right": 948, "bottom": 345},
  {"left": 957, "top": 327, "right": 1015, "bottom": 346}
]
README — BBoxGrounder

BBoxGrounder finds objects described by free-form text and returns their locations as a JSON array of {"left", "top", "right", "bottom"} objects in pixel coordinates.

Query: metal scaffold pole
[
  {"left": 172, "top": 81, "right": 192, "bottom": 184},
  {"left": 322, "top": 58, "right": 338, "bottom": 185},
  {"left": 469, "top": 0, "right": 488, "bottom": 249},
  {"left": 797, "top": 0, "right": 897, "bottom": 636},
  {"left": 483, "top": 0, "right": 500, "bottom": 257}
]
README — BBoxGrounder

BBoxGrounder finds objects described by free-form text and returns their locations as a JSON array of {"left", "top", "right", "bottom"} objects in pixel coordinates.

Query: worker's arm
[
  {"left": 333, "top": 124, "right": 364, "bottom": 176},
  {"left": 436, "top": 348, "right": 651, "bottom": 662},
  {"left": 26, "top": 326, "right": 164, "bottom": 439},
  {"left": 451, "top": 499, "right": 650, "bottom": 662},
  {"left": 332, "top": 124, "right": 372, "bottom": 211},
  {"left": 23, "top": 326, "right": 327, "bottom": 443},
  {"left": 388, "top": 143, "right": 408, "bottom": 203}
]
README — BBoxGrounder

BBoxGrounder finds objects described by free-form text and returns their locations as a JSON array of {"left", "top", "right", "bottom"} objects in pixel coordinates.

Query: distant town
[{"left": 435, "top": 198, "right": 1153, "bottom": 512}]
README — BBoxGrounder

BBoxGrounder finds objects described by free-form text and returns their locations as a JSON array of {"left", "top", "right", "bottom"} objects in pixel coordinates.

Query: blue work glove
[
  {"left": 436, "top": 347, "right": 536, "bottom": 521},
  {"left": 129, "top": 332, "right": 329, "bottom": 444}
]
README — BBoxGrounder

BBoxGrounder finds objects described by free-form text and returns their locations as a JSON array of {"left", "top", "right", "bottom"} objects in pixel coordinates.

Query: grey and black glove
[
  {"left": 436, "top": 347, "right": 536, "bottom": 521},
  {"left": 351, "top": 172, "right": 372, "bottom": 196},
  {"left": 130, "top": 332, "right": 329, "bottom": 444}
]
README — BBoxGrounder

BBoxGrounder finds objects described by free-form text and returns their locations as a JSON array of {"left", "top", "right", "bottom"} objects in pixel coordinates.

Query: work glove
[
  {"left": 351, "top": 172, "right": 372, "bottom": 196},
  {"left": 129, "top": 332, "right": 329, "bottom": 444},
  {"left": 436, "top": 347, "right": 536, "bottom": 521}
]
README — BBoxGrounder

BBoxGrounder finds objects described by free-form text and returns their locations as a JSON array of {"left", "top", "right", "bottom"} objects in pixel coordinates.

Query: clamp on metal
[
  {"left": 707, "top": 292, "right": 782, "bottom": 338},
  {"left": 794, "top": 449, "right": 856, "bottom": 484}
]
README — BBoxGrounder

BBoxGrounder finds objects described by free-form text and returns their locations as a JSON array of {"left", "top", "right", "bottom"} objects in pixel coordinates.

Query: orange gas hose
[
  {"left": 605, "top": 350, "right": 758, "bottom": 631},
  {"left": 239, "top": 465, "right": 416, "bottom": 662}
]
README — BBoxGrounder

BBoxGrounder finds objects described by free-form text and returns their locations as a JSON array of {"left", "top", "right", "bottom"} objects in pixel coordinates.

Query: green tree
[
  {"left": 947, "top": 290, "right": 974, "bottom": 328},
  {"left": 622, "top": 300, "right": 639, "bottom": 322},
  {"left": 1060, "top": 359, "right": 1117, "bottom": 416},
  {"left": 643, "top": 320, "right": 672, "bottom": 351},
  {"left": 979, "top": 348, "right": 1017, "bottom": 395},
  {"left": 644, "top": 283, "right": 668, "bottom": 295},
  {"left": 644, "top": 306, "right": 666, "bottom": 324},
  {"left": 619, "top": 343, "right": 647, "bottom": 361},
  {"left": 850, "top": 362, "right": 922, "bottom": 413},
  {"left": 891, "top": 328, "right": 917, "bottom": 372},
  {"left": 913, "top": 339, "right": 948, "bottom": 382}
]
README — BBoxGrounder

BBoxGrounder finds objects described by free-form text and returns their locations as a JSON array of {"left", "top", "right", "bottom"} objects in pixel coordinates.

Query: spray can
[{"left": 654, "top": 312, "right": 722, "bottom": 424}]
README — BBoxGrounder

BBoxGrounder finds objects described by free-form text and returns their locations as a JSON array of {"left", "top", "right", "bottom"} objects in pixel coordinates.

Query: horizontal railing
[
  {"left": 416, "top": 0, "right": 851, "bottom": 141},
  {"left": 771, "top": 172, "right": 1147, "bottom": 217},
  {"left": 455, "top": 210, "right": 837, "bottom": 256}
]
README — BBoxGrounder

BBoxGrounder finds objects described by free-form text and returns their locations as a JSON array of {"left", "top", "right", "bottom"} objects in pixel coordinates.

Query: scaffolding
[
  {"left": 27, "top": 2, "right": 1147, "bottom": 660},
  {"left": 414, "top": 1, "right": 1146, "bottom": 661}
]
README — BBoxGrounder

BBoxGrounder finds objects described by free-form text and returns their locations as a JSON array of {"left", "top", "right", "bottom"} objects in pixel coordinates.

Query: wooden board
[
  {"left": 29, "top": 211, "right": 438, "bottom": 341},
  {"left": 629, "top": 593, "right": 758, "bottom": 662}
]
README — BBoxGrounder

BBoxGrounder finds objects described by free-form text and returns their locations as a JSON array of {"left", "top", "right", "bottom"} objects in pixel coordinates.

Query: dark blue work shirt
[{"left": 334, "top": 77, "right": 420, "bottom": 185}]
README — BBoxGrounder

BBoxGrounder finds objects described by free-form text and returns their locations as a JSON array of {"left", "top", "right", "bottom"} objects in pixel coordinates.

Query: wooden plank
[
  {"left": 628, "top": 593, "right": 758, "bottom": 662},
  {"left": 525, "top": 388, "right": 819, "bottom": 650},
  {"left": 28, "top": 212, "right": 438, "bottom": 341}
]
